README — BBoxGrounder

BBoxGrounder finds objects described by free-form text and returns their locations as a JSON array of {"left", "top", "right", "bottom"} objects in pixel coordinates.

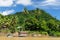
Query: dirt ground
[{"left": 0, "top": 37, "right": 60, "bottom": 40}]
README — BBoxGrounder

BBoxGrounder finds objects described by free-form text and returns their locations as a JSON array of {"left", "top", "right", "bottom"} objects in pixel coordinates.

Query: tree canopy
[{"left": 0, "top": 8, "right": 60, "bottom": 36}]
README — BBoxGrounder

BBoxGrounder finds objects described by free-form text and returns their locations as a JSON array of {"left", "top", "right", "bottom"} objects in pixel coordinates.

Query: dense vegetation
[{"left": 0, "top": 8, "right": 60, "bottom": 37}]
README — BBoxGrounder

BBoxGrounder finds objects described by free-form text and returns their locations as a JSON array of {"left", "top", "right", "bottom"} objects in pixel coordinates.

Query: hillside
[{"left": 0, "top": 8, "right": 60, "bottom": 37}]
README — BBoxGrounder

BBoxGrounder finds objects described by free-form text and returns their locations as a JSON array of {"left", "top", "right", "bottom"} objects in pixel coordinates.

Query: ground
[{"left": 0, "top": 37, "right": 60, "bottom": 40}]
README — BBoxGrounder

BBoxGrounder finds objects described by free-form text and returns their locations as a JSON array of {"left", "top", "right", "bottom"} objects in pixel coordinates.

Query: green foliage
[
  {"left": 48, "top": 31, "right": 60, "bottom": 37},
  {"left": 0, "top": 8, "right": 60, "bottom": 37},
  {"left": 40, "top": 31, "right": 48, "bottom": 35}
]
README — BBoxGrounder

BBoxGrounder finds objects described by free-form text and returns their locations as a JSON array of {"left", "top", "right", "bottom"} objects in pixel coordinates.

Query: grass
[{"left": 0, "top": 36, "right": 60, "bottom": 40}]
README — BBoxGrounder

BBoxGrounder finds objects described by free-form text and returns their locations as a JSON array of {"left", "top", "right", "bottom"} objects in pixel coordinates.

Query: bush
[
  {"left": 54, "top": 32, "right": 60, "bottom": 37},
  {"left": 39, "top": 31, "right": 48, "bottom": 35},
  {"left": 48, "top": 31, "right": 60, "bottom": 37}
]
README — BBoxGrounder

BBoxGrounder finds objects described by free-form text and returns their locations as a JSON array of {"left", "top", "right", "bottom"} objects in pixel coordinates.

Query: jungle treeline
[{"left": 0, "top": 8, "right": 60, "bottom": 37}]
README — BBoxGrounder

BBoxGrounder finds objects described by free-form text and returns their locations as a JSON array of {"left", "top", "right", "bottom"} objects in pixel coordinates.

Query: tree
[
  {"left": 40, "top": 20, "right": 49, "bottom": 31},
  {"left": 23, "top": 8, "right": 29, "bottom": 14}
]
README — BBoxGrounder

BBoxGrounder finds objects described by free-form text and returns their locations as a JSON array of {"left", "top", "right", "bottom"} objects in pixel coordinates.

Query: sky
[{"left": 0, "top": 0, "right": 60, "bottom": 20}]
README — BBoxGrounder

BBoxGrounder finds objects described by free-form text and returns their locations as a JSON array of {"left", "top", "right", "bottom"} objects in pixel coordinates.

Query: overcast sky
[{"left": 0, "top": 0, "right": 60, "bottom": 20}]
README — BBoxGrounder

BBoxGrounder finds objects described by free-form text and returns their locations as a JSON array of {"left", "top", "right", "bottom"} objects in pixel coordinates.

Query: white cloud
[
  {"left": 0, "top": 0, "right": 32, "bottom": 7},
  {"left": 0, "top": 0, "right": 60, "bottom": 9},
  {"left": 40, "top": 0, "right": 60, "bottom": 6},
  {"left": 0, "top": 10, "right": 15, "bottom": 16},
  {"left": 32, "top": 0, "right": 60, "bottom": 9},
  {"left": 0, "top": 0, "right": 60, "bottom": 7},
  {"left": 16, "top": 0, "right": 32, "bottom": 6},
  {"left": 0, "top": 0, "right": 14, "bottom": 7}
]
